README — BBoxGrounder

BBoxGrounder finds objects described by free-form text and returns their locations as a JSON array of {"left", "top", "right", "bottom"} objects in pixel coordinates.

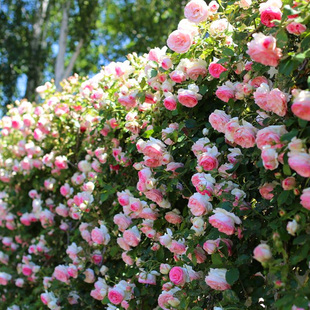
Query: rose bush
[{"left": 0, "top": 0, "right": 310, "bottom": 309}]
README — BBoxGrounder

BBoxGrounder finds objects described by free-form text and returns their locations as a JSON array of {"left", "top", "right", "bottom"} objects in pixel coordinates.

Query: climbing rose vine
[{"left": 0, "top": 0, "right": 310, "bottom": 309}]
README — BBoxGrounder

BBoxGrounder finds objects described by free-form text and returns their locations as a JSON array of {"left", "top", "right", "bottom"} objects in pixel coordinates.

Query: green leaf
[
  {"left": 276, "top": 29, "right": 288, "bottom": 49},
  {"left": 199, "top": 84, "right": 208, "bottom": 95},
  {"left": 222, "top": 47, "right": 235, "bottom": 57},
  {"left": 211, "top": 253, "right": 222, "bottom": 265},
  {"left": 298, "top": 118, "right": 308, "bottom": 128},
  {"left": 279, "top": 57, "right": 299, "bottom": 76},
  {"left": 283, "top": 164, "right": 291, "bottom": 176},
  {"left": 185, "top": 119, "right": 197, "bottom": 128},
  {"left": 277, "top": 190, "right": 290, "bottom": 205},
  {"left": 150, "top": 69, "right": 158, "bottom": 77},
  {"left": 143, "top": 129, "right": 154, "bottom": 138},
  {"left": 100, "top": 192, "right": 109, "bottom": 202},
  {"left": 226, "top": 268, "right": 239, "bottom": 285},
  {"left": 280, "top": 128, "right": 299, "bottom": 142}
]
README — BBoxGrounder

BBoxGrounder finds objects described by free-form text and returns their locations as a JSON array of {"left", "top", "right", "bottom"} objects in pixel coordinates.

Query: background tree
[{"left": 0, "top": 0, "right": 185, "bottom": 110}]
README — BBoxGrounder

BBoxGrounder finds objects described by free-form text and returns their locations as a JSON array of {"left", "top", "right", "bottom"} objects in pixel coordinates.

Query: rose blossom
[
  {"left": 282, "top": 177, "right": 296, "bottom": 190},
  {"left": 286, "top": 21, "right": 307, "bottom": 35},
  {"left": 163, "top": 95, "right": 177, "bottom": 111},
  {"left": 167, "top": 30, "right": 193, "bottom": 54},
  {"left": 123, "top": 226, "right": 141, "bottom": 247},
  {"left": 187, "top": 59, "right": 207, "bottom": 80},
  {"left": 209, "top": 62, "right": 227, "bottom": 78},
  {"left": 177, "top": 84, "right": 202, "bottom": 108},
  {"left": 260, "top": 6, "right": 282, "bottom": 28},
  {"left": 300, "top": 188, "right": 310, "bottom": 210},
  {"left": 188, "top": 192, "right": 213, "bottom": 216},
  {"left": 261, "top": 146, "right": 278, "bottom": 170},
  {"left": 216, "top": 82, "right": 235, "bottom": 102},
  {"left": 209, "top": 208, "right": 241, "bottom": 235},
  {"left": 253, "top": 244, "right": 272, "bottom": 263},
  {"left": 247, "top": 33, "right": 282, "bottom": 67},
  {"left": 259, "top": 183, "right": 275, "bottom": 200},
  {"left": 233, "top": 121, "right": 257, "bottom": 148},
  {"left": 287, "top": 220, "right": 299, "bottom": 236},
  {"left": 205, "top": 268, "right": 230, "bottom": 290},
  {"left": 169, "top": 267, "right": 188, "bottom": 286},
  {"left": 184, "top": 0, "right": 209, "bottom": 23},
  {"left": 108, "top": 287, "right": 124, "bottom": 305},
  {"left": 288, "top": 152, "right": 310, "bottom": 178},
  {"left": 209, "top": 110, "right": 231, "bottom": 133},
  {"left": 291, "top": 90, "right": 310, "bottom": 121},
  {"left": 256, "top": 125, "right": 286, "bottom": 150}
]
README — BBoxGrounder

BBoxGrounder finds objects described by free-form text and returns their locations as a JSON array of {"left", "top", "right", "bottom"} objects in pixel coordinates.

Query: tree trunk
[
  {"left": 25, "top": 0, "right": 50, "bottom": 101},
  {"left": 55, "top": 1, "right": 84, "bottom": 91}
]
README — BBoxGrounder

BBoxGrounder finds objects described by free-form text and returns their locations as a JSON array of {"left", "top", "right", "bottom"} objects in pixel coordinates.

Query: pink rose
[
  {"left": 205, "top": 268, "right": 230, "bottom": 290},
  {"left": 169, "top": 267, "right": 187, "bottom": 286},
  {"left": 216, "top": 84, "right": 235, "bottom": 102},
  {"left": 282, "top": 177, "right": 296, "bottom": 190},
  {"left": 169, "top": 240, "right": 187, "bottom": 255},
  {"left": 169, "top": 70, "right": 186, "bottom": 83},
  {"left": 266, "top": 88, "right": 287, "bottom": 116},
  {"left": 117, "top": 237, "right": 131, "bottom": 251},
  {"left": 165, "top": 210, "right": 183, "bottom": 224},
  {"left": 123, "top": 226, "right": 141, "bottom": 247},
  {"left": 260, "top": 7, "right": 282, "bottom": 27},
  {"left": 198, "top": 153, "right": 219, "bottom": 170},
  {"left": 113, "top": 213, "right": 132, "bottom": 232},
  {"left": 91, "top": 225, "right": 110, "bottom": 245},
  {"left": 250, "top": 76, "right": 269, "bottom": 88},
  {"left": 167, "top": 30, "right": 193, "bottom": 54},
  {"left": 53, "top": 265, "right": 69, "bottom": 284},
  {"left": 184, "top": 0, "right": 209, "bottom": 23},
  {"left": 209, "top": 110, "right": 231, "bottom": 133},
  {"left": 261, "top": 146, "right": 278, "bottom": 170},
  {"left": 253, "top": 244, "right": 272, "bottom": 263},
  {"left": 208, "top": 63, "right": 227, "bottom": 78},
  {"left": 234, "top": 124, "right": 256, "bottom": 148},
  {"left": 177, "top": 85, "right": 202, "bottom": 108},
  {"left": 188, "top": 192, "right": 213, "bottom": 216},
  {"left": 247, "top": 33, "right": 282, "bottom": 67},
  {"left": 203, "top": 240, "right": 218, "bottom": 254},
  {"left": 187, "top": 59, "right": 207, "bottom": 80},
  {"left": 256, "top": 126, "right": 286, "bottom": 150},
  {"left": 108, "top": 287, "right": 124, "bottom": 305},
  {"left": 300, "top": 188, "right": 310, "bottom": 210},
  {"left": 259, "top": 183, "right": 275, "bottom": 200},
  {"left": 286, "top": 21, "right": 307, "bottom": 35},
  {"left": 164, "top": 95, "right": 177, "bottom": 111},
  {"left": 225, "top": 117, "right": 240, "bottom": 142},
  {"left": 288, "top": 152, "right": 310, "bottom": 177},
  {"left": 291, "top": 90, "right": 310, "bottom": 121},
  {"left": 209, "top": 208, "right": 241, "bottom": 235}
]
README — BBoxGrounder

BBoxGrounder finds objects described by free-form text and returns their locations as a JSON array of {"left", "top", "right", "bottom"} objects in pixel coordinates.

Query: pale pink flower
[
  {"left": 288, "top": 152, "right": 310, "bottom": 177},
  {"left": 167, "top": 30, "right": 193, "bottom": 54},
  {"left": 205, "top": 268, "right": 230, "bottom": 290},
  {"left": 184, "top": 0, "right": 209, "bottom": 23},
  {"left": 247, "top": 33, "right": 282, "bottom": 67},
  {"left": 253, "top": 244, "right": 272, "bottom": 263},
  {"left": 291, "top": 90, "right": 310, "bottom": 121},
  {"left": 209, "top": 208, "right": 241, "bottom": 235},
  {"left": 188, "top": 192, "right": 213, "bottom": 216},
  {"left": 209, "top": 110, "right": 231, "bottom": 133},
  {"left": 300, "top": 188, "right": 310, "bottom": 210},
  {"left": 259, "top": 183, "right": 275, "bottom": 200},
  {"left": 123, "top": 226, "right": 141, "bottom": 247}
]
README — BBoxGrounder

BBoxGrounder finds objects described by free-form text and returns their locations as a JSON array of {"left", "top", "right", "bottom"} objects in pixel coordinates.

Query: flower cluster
[{"left": 0, "top": 0, "right": 309, "bottom": 309}]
